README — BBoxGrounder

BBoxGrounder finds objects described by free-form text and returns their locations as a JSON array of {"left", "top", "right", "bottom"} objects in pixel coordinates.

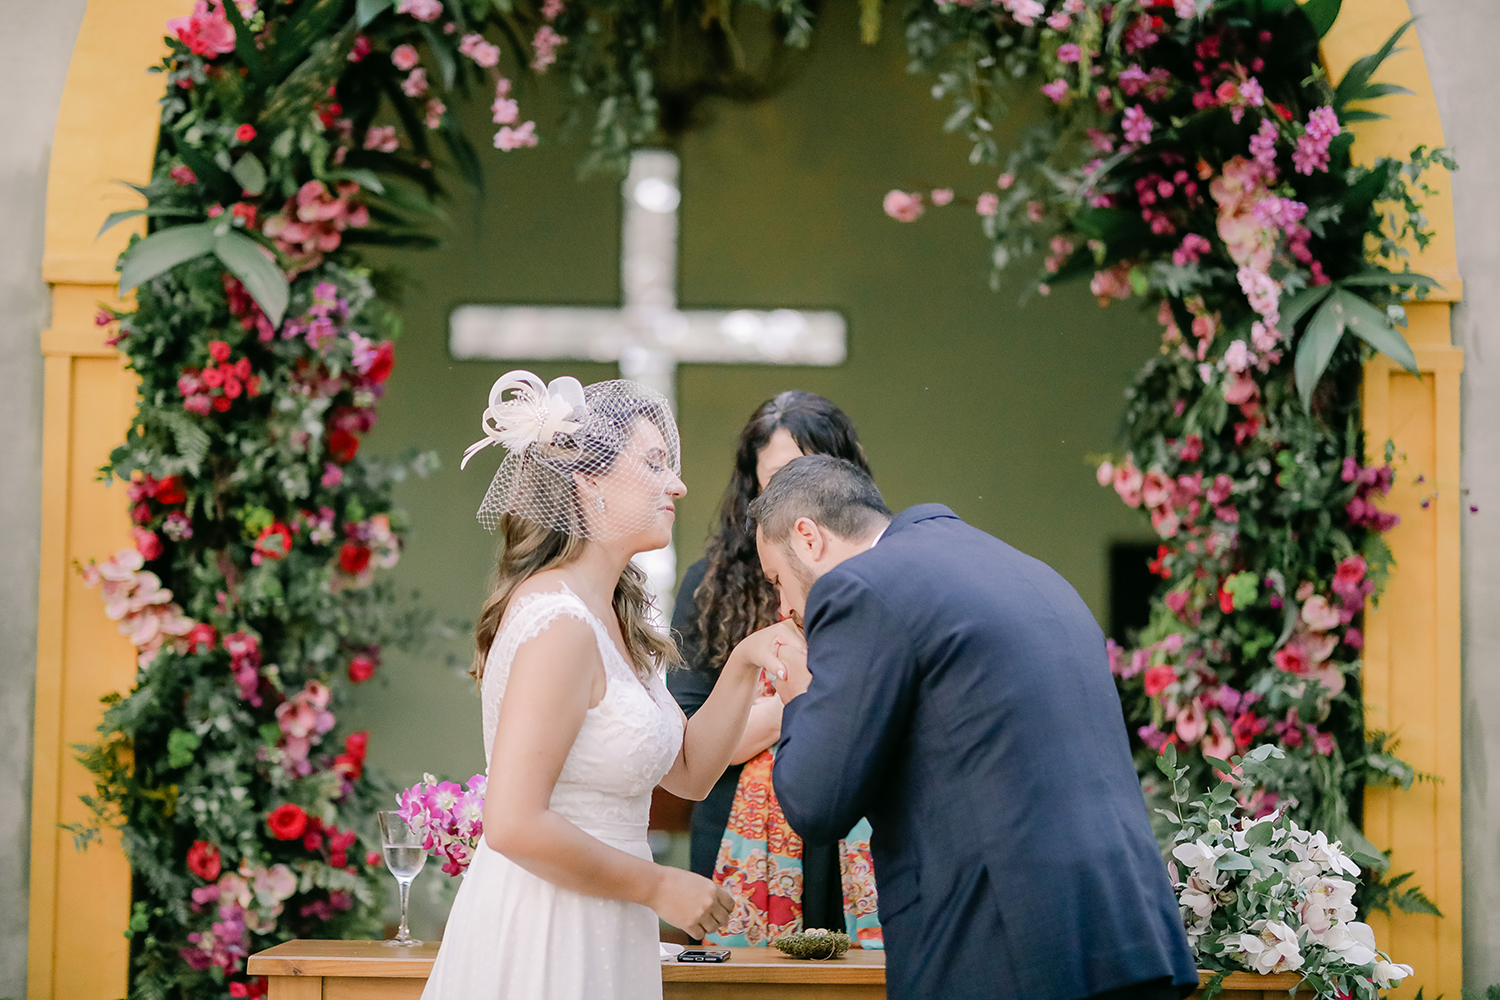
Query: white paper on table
[{"left": 659, "top": 943, "right": 685, "bottom": 962}]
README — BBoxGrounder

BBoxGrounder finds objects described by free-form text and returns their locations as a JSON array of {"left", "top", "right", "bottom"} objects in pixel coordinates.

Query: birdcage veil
[{"left": 460, "top": 370, "right": 681, "bottom": 540}]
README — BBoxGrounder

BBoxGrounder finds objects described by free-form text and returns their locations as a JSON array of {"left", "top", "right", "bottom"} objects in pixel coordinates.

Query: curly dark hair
[{"left": 692, "top": 391, "right": 870, "bottom": 674}]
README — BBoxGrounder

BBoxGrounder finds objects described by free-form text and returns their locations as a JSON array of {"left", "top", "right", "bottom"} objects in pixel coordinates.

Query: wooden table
[{"left": 246, "top": 940, "right": 1302, "bottom": 999}]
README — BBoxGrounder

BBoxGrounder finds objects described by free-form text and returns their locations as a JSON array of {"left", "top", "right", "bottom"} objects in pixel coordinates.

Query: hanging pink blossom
[
  {"left": 1000, "top": 0, "right": 1045, "bottom": 25},
  {"left": 1172, "top": 233, "right": 1211, "bottom": 266},
  {"left": 363, "top": 125, "right": 399, "bottom": 153},
  {"left": 424, "top": 99, "right": 446, "bottom": 129},
  {"left": 976, "top": 192, "right": 999, "bottom": 216},
  {"left": 1249, "top": 118, "right": 1279, "bottom": 171},
  {"left": 882, "top": 190, "right": 924, "bottom": 222},
  {"left": 930, "top": 188, "right": 954, "bottom": 206},
  {"left": 391, "top": 44, "right": 420, "bottom": 71},
  {"left": 494, "top": 121, "right": 539, "bottom": 151},
  {"left": 1056, "top": 43, "right": 1081, "bottom": 63},
  {"left": 458, "top": 33, "right": 501, "bottom": 68},
  {"left": 395, "top": 0, "right": 444, "bottom": 21},
  {"left": 532, "top": 25, "right": 566, "bottom": 71},
  {"left": 401, "top": 67, "right": 428, "bottom": 97},
  {"left": 1041, "top": 79, "right": 1069, "bottom": 103}
]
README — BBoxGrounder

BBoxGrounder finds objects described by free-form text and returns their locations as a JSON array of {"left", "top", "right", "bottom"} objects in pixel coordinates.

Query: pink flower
[
  {"left": 1178, "top": 434, "right": 1203, "bottom": 463},
  {"left": 1047, "top": 11, "right": 1070, "bottom": 29},
  {"left": 1207, "top": 474, "right": 1233, "bottom": 506},
  {"left": 930, "top": 188, "right": 954, "bottom": 206},
  {"left": 1275, "top": 643, "right": 1310, "bottom": 674},
  {"left": 882, "top": 190, "right": 924, "bottom": 222},
  {"left": 458, "top": 32, "right": 501, "bottom": 68},
  {"left": 1041, "top": 79, "right": 1069, "bottom": 103},
  {"left": 1143, "top": 664, "right": 1177, "bottom": 698},
  {"left": 396, "top": 0, "right": 444, "bottom": 21},
  {"left": 1344, "top": 628, "right": 1364, "bottom": 649},
  {"left": 1202, "top": 720, "right": 1235, "bottom": 762},
  {"left": 1306, "top": 105, "right": 1341, "bottom": 143},
  {"left": 424, "top": 98, "right": 446, "bottom": 129},
  {"left": 1237, "top": 265, "right": 1280, "bottom": 321},
  {"left": 1001, "top": 0, "right": 1045, "bottom": 25},
  {"left": 261, "top": 181, "right": 369, "bottom": 273},
  {"left": 1302, "top": 595, "right": 1342, "bottom": 632},
  {"left": 1122, "top": 105, "right": 1153, "bottom": 145},
  {"left": 1238, "top": 78, "right": 1265, "bottom": 107},
  {"left": 1114, "top": 458, "right": 1145, "bottom": 507},
  {"left": 1175, "top": 698, "right": 1206, "bottom": 744},
  {"left": 1096, "top": 461, "right": 1115, "bottom": 486},
  {"left": 1222, "top": 370, "right": 1258, "bottom": 406},
  {"left": 542, "top": 0, "right": 564, "bottom": 19},
  {"left": 976, "top": 192, "right": 999, "bottom": 216},
  {"left": 1172, "top": 233, "right": 1211, "bottom": 266},
  {"left": 997, "top": 173, "right": 1015, "bottom": 189},
  {"left": 1164, "top": 589, "right": 1190, "bottom": 617},
  {"left": 391, "top": 44, "right": 420, "bottom": 71},
  {"left": 531, "top": 25, "right": 565, "bottom": 71},
  {"left": 363, "top": 125, "right": 399, "bottom": 153},
  {"left": 1151, "top": 507, "right": 1181, "bottom": 539},
  {"left": 167, "top": 1, "right": 236, "bottom": 58},
  {"left": 132, "top": 527, "right": 163, "bottom": 561},
  {"left": 1224, "top": 339, "right": 1254, "bottom": 373},
  {"left": 321, "top": 463, "right": 344, "bottom": 488},
  {"left": 1292, "top": 134, "right": 1331, "bottom": 174},
  {"left": 169, "top": 164, "right": 198, "bottom": 185},
  {"left": 1056, "top": 43, "right": 1081, "bottom": 63},
  {"left": 1250, "top": 320, "right": 1280, "bottom": 352},
  {"left": 1249, "top": 118, "right": 1279, "bottom": 170},
  {"left": 401, "top": 68, "right": 428, "bottom": 97},
  {"left": 494, "top": 121, "right": 538, "bottom": 151},
  {"left": 1124, "top": 15, "right": 1159, "bottom": 54}
]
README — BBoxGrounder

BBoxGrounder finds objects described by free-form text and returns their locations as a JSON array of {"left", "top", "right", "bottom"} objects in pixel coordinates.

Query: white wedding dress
[{"left": 421, "top": 585, "right": 685, "bottom": 1000}]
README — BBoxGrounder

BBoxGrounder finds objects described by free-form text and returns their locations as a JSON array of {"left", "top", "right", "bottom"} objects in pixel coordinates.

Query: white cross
[{"left": 449, "top": 150, "right": 847, "bottom": 609}]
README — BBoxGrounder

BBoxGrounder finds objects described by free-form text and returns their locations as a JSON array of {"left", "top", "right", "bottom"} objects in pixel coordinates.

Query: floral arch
[{"left": 28, "top": 0, "right": 1461, "bottom": 997}]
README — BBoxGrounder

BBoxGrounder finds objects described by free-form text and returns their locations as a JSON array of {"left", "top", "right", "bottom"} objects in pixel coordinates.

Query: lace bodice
[{"left": 479, "top": 585, "right": 684, "bottom": 844}]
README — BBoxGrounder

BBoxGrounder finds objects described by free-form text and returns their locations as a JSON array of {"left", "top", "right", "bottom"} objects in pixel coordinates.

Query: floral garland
[{"left": 886, "top": 0, "right": 1448, "bottom": 918}]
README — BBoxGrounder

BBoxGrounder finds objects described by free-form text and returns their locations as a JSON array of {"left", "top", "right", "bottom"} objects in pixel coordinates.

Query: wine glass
[{"left": 378, "top": 810, "right": 427, "bottom": 946}]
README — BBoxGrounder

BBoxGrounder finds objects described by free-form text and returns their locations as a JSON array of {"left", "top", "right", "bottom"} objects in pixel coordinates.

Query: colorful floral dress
[{"left": 705, "top": 679, "right": 883, "bottom": 949}]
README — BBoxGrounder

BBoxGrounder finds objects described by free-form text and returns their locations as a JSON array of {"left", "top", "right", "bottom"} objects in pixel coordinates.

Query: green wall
[{"left": 348, "top": 2, "right": 1159, "bottom": 797}]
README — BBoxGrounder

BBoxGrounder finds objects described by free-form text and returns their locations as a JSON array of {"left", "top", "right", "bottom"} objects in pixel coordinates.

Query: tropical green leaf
[
  {"left": 172, "top": 143, "right": 233, "bottom": 191},
  {"left": 1339, "top": 108, "right": 1389, "bottom": 124},
  {"left": 1279, "top": 283, "right": 1333, "bottom": 332},
  {"left": 356, "top": 0, "right": 395, "bottom": 26},
  {"left": 1300, "top": 0, "right": 1341, "bottom": 37},
  {"left": 270, "top": 0, "right": 354, "bottom": 79},
  {"left": 1294, "top": 295, "right": 1347, "bottom": 408},
  {"left": 1334, "top": 18, "right": 1413, "bottom": 113},
  {"left": 119, "top": 224, "right": 217, "bottom": 293},
  {"left": 1334, "top": 288, "right": 1419, "bottom": 374},
  {"left": 322, "top": 168, "right": 385, "bottom": 195},
  {"left": 1338, "top": 269, "right": 1437, "bottom": 290},
  {"left": 96, "top": 207, "right": 201, "bottom": 240},
  {"left": 220, "top": 0, "right": 271, "bottom": 84},
  {"left": 231, "top": 153, "right": 268, "bottom": 196},
  {"left": 213, "top": 230, "right": 289, "bottom": 326},
  {"left": 420, "top": 23, "right": 459, "bottom": 89}
]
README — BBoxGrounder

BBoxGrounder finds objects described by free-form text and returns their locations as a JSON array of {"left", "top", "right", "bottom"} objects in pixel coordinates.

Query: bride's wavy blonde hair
[{"left": 471, "top": 410, "right": 680, "bottom": 684}]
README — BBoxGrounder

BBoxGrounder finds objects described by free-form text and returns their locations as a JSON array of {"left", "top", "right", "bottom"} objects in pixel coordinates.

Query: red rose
[
  {"left": 186, "top": 840, "right": 221, "bottom": 881},
  {"left": 344, "top": 730, "right": 369, "bottom": 759},
  {"left": 366, "top": 850, "right": 382, "bottom": 867},
  {"left": 266, "top": 803, "right": 308, "bottom": 841},
  {"left": 253, "top": 523, "right": 293, "bottom": 564},
  {"left": 327, "top": 429, "right": 360, "bottom": 464},
  {"left": 367, "top": 342, "right": 395, "bottom": 383},
  {"left": 1217, "top": 587, "right": 1234, "bottom": 614},
  {"left": 155, "top": 476, "right": 187, "bottom": 505},
  {"left": 186, "top": 623, "right": 217, "bottom": 653},
  {"left": 235, "top": 123, "right": 257, "bottom": 142},
  {"left": 334, "top": 752, "right": 363, "bottom": 781},
  {"left": 212, "top": 396, "right": 232, "bottom": 412},
  {"left": 208, "top": 340, "right": 231, "bottom": 363},
  {"left": 347, "top": 654, "right": 376, "bottom": 683},
  {"left": 339, "top": 542, "right": 371, "bottom": 575},
  {"left": 1142, "top": 664, "right": 1177, "bottom": 698}
]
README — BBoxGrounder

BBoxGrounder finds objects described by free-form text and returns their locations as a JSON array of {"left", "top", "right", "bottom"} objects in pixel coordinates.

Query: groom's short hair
[{"left": 749, "top": 455, "right": 892, "bottom": 542}]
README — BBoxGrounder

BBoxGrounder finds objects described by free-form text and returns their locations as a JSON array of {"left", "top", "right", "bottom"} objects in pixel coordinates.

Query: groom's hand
[{"left": 768, "top": 628, "right": 811, "bottom": 704}]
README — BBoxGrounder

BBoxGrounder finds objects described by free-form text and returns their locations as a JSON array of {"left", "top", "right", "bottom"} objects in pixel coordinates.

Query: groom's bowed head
[{"left": 747, "top": 455, "right": 891, "bottom": 700}]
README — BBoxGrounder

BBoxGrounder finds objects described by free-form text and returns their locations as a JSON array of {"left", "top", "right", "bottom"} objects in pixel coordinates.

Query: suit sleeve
[{"left": 772, "top": 570, "right": 917, "bottom": 843}]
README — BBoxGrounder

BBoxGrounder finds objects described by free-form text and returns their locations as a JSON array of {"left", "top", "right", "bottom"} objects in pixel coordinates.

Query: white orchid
[
  {"left": 1297, "top": 876, "right": 1357, "bottom": 935},
  {"left": 1236, "top": 919, "right": 1304, "bottom": 974},
  {"left": 1318, "top": 920, "right": 1379, "bottom": 967},
  {"left": 1303, "top": 830, "right": 1361, "bottom": 876},
  {"left": 1372, "top": 957, "right": 1415, "bottom": 988},
  {"left": 1179, "top": 875, "right": 1220, "bottom": 919},
  {"left": 1172, "top": 839, "right": 1227, "bottom": 883}
]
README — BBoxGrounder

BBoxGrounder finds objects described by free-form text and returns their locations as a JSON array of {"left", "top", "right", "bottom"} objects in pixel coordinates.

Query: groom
[{"left": 749, "top": 456, "right": 1196, "bottom": 1000}]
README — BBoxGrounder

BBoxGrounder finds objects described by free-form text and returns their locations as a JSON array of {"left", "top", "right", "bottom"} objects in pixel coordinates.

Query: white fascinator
[{"left": 460, "top": 370, "right": 681, "bottom": 539}]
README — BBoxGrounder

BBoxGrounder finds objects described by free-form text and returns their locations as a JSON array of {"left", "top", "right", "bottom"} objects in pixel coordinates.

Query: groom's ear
[{"left": 792, "top": 516, "right": 825, "bottom": 561}]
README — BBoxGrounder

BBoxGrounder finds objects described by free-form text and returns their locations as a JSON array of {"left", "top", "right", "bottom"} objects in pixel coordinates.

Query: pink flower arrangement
[
  {"left": 459, "top": 32, "right": 501, "bottom": 67},
  {"left": 975, "top": 192, "right": 999, "bottom": 216},
  {"left": 274, "top": 679, "right": 336, "bottom": 776},
  {"left": 494, "top": 121, "right": 538, "bottom": 151},
  {"left": 532, "top": 25, "right": 566, "bottom": 71},
  {"left": 80, "top": 549, "right": 197, "bottom": 667},
  {"left": 882, "top": 190, "right": 924, "bottom": 222},
  {"left": 391, "top": 44, "right": 420, "bottom": 71},
  {"left": 398, "top": 774, "right": 488, "bottom": 875},
  {"left": 395, "top": 0, "right": 444, "bottom": 21},
  {"left": 1122, "top": 105, "right": 1153, "bottom": 145}
]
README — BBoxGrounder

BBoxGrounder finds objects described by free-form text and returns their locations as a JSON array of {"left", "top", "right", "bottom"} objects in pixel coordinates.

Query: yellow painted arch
[{"left": 28, "top": 1, "right": 1463, "bottom": 996}]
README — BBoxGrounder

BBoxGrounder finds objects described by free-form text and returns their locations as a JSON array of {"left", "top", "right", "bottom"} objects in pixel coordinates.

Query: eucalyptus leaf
[
  {"left": 231, "top": 153, "right": 268, "bottom": 196},
  {"left": 119, "top": 224, "right": 217, "bottom": 293},
  {"left": 1215, "top": 852, "right": 1255, "bottom": 872},
  {"left": 214, "top": 230, "right": 289, "bottom": 327}
]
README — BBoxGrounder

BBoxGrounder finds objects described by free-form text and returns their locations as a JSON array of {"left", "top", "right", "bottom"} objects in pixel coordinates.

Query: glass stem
[{"left": 397, "top": 877, "right": 413, "bottom": 941}]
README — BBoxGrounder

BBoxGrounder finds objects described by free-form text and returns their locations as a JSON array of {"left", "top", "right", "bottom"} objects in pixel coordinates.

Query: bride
[{"left": 421, "top": 371, "right": 793, "bottom": 1000}]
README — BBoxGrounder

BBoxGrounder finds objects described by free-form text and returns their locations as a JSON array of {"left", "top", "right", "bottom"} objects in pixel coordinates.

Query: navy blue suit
[{"left": 773, "top": 505, "right": 1196, "bottom": 1000}]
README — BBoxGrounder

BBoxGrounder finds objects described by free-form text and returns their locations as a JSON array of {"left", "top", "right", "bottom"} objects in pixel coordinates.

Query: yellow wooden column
[
  {"left": 28, "top": 3, "right": 186, "bottom": 999},
  {"left": 1323, "top": 2, "right": 1464, "bottom": 996}
]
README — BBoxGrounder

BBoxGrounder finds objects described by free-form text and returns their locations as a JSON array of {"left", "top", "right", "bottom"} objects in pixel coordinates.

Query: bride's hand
[
  {"left": 768, "top": 632, "right": 810, "bottom": 703},
  {"left": 729, "top": 619, "right": 803, "bottom": 678},
  {"left": 649, "top": 867, "right": 735, "bottom": 939}
]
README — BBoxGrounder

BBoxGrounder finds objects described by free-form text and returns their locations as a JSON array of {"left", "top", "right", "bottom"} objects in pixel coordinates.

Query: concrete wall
[
  {"left": 1406, "top": 0, "right": 1500, "bottom": 987},
  {"left": 0, "top": 4, "right": 89, "bottom": 997}
]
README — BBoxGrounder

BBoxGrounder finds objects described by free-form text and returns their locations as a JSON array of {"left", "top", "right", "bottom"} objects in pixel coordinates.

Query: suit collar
[{"left": 883, "top": 503, "right": 960, "bottom": 538}]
